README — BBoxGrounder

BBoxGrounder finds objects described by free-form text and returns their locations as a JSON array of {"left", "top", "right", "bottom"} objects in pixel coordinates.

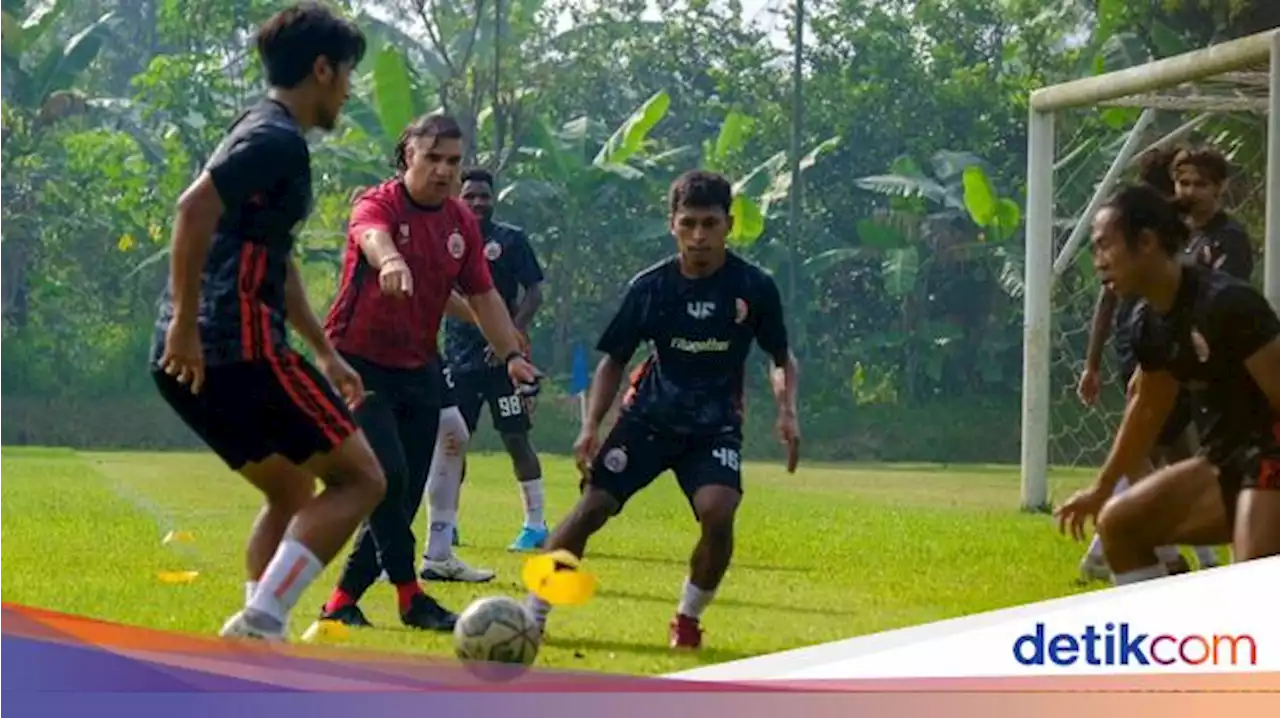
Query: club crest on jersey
[
  {"left": 1191, "top": 328, "right": 1210, "bottom": 363},
  {"left": 735, "top": 298, "right": 749, "bottom": 324},
  {"left": 484, "top": 240, "right": 503, "bottom": 261},
  {"left": 603, "top": 447, "right": 628, "bottom": 473},
  {"left": 447, "top": 230, "right": 466, "bottom": 259}
]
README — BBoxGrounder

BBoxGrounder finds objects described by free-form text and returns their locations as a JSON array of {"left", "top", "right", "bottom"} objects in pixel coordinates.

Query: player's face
[
  {"left": 460, "top": 180, "right": 495, "bottom": 223},
  {"left": 1173, "top": 165, "right": 1221, "bottom": 216},
  {"left": 1091, "top": 206, "right": 1158, "bottom": 297},
  {"left": 403, "top": 136, "right": 463, "bottom": 203},
  {"left": 312, "top": 58, "right": 354, "bottom": 132},
  {"left": 672, "top": 204, "right": 731, "bottom": 271}
]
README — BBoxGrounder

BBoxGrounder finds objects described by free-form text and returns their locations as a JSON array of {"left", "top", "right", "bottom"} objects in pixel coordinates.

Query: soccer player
[
  {"left": 1055, "top": 183, "right": 1280, "bottom": 581},
  {"left": 1073, "top": 147, "right": 1232, "bottom": 579},
  {"left": 440, "top": 168, "right": 550, "bottom": 552},
  {"left": 524, "top": 170, "right": 801, "bottom": 649},
  {"left": 318, "top": 114, "right": 538, "bottom": 629},
  {"left": 151, "top": 3, "right": 380, "bottom": 641}
]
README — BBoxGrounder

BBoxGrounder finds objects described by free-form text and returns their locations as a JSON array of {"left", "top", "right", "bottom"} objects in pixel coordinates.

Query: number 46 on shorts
[{"left": 712, "top": 446, "right": 740, "bottom": 470}]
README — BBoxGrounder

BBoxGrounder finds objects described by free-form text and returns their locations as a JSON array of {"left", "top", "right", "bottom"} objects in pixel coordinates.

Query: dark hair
[
  {"left": 1172, "top": 146, "right": 1229, "bottom": 184},
  {"left": 256, "top": 3, "right": 366, "bottom": 89},
  {"left": 1101, "top": 183, "right": 1192, "bottom": 255},
  {"left": 394, "top": 114, "right": 464, "bottom": 171},
  {"left": 1135, "top": 146, "right": 1178, "bottom": 197},
  {"left": 669, "top": 170, "right": 733, "bottom": 216},
  {"left": 461, "top": 167, "right": 494, "bottom": 188}
]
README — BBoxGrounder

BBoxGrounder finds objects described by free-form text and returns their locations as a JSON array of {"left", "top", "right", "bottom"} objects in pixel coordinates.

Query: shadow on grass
[
  {"left": 544, "top": 634, "right": 758, "bottom": 664},
  {"left": 586, "top": 550, "right": 808, "bottom": 574},
  {"left": 593, "top": 587, "right": 860, "bottom": 618}
]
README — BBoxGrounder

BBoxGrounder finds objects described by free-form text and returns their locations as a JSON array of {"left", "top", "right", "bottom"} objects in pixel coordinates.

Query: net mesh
[{"left": 1045, "top": 62, "right": 1273, "bottom": 471}]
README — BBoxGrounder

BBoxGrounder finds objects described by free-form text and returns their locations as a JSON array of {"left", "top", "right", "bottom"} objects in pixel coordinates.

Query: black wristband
[{"left": 504, "top": 350, "right": 523, "bottom": 365}]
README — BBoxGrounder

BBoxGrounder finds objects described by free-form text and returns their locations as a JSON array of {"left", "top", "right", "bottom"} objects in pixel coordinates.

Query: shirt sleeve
[
  {"left": 346, "top": 189, "right": 398, "bottom": 245},
  {"left": 753, "top": 273, "right": 790, "bottom": 366},
  {"left": 455, "top": 207, "right": 495, "bottom": 296},
  {"left": 1209, "top": 225, "right": 1255, "bottom": 281},
  {"left": 512, "top": 230, "right": 546, "bottom": 287},
  {"left": 1207, "top": 284, "right": 1280, "bottom": 366},
  {"left": 595, "top": 281, "right": 648, "bottom": 365},
  {"left": 207, "top": 127, "right": 307, "bottom": 211}
]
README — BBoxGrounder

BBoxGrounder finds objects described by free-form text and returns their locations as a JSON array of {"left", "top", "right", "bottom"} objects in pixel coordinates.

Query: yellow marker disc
[
  {"left": 156, "top": 570, "right": 199, "bottom": 584},
  {"left": 301, "top": 619, "right": 350, "bottom": 644},
  {"left": 163, "top": 530, "right": 195, "bottom": 545},
  {"left": 521, "top": 549, "right": 597, "bottom": 606}
]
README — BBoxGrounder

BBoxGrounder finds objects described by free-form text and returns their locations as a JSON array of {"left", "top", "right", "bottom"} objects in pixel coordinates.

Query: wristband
[{"left": 504, "top": 350, "right": 524, "bottom": 365}]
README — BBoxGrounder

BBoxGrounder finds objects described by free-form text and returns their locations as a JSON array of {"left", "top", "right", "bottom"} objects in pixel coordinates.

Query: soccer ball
[{"left": 453, "top": 596, "right": 541, "bottom": 668}]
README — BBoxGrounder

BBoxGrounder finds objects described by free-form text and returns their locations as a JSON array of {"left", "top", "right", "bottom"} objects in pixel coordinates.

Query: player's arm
[
  {"left": 284, "top": 256, "right": 338, "bottom": 358},
  {"left": 511, "top": 232, "right": 546, "bottom": 332},
  {"left": 755, "top": 277, "right": 798, "bottom": 416},
  {"left": 445, "top": 290, "right": 477, "bottom": 324},
  {"left": 1094, "top": 367, "right": 1179, "bottom": 494},
  {"left": 585, "top": 285, "right": 647, "bottom": 431},
  {"left": 1084, "top": 286, "right": 1118, "bottom": 375},
  {"left": 349, "top": 201, "right": 406, "bottom": 271}
]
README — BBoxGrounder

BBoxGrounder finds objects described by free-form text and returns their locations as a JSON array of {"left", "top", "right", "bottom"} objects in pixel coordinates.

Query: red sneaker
[{"left": 669, "top": 614, "right": 703, "bottom": 649}]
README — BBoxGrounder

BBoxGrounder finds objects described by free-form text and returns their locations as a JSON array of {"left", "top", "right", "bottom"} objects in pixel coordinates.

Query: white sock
[
  {"left": 1113, "top": 563, "right": 1169, "bottom": 585},
  {"left": 1111, "top": 475, "right": 1131, "bottom": 496},
  {"left": 677, "top": 578, "right": 716, "bottom": 620},
  {"left": 248, "top": 539, "right": 323, "bottom": 625},
  {"left": 519, "top": 478, "right": 545, "bottom": 527},
  {"left": 425, "top": 407, "right": 468, "bottom": 561},
  {"left": 1155, "top": 545, "right": 1183, "bottom": 564},
  {"left": 244, "top": 580, "right": 258, "bottom": 606},
  {"left": 1193, "top": 545, "right": 1219, "bottom": 567},
  {"left": 1086, "top": 534, "right": 1106, "bottom": 561}
]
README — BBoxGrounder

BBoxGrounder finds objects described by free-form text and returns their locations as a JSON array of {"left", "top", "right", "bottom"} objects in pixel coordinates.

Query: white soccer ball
[{"left": 453, "top": 595, "right": 542, "bottom": 667}]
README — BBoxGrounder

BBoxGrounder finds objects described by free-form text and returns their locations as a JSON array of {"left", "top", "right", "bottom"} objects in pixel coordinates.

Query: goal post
[{"left": 1019, "top": 29, "right": 1280, "bottom": 512}]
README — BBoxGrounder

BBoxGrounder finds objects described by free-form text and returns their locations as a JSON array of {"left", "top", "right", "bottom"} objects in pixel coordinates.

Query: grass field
[{"left": 2, "top": 446, "right": 1106, "bottom": 675}]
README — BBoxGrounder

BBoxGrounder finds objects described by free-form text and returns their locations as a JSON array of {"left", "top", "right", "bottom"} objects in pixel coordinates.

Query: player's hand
[
  {"left": 160, "top": 318, "right": 206, "bottom": 395},
  {"left": 1053, "top": 483, "right": 1110, "bottom": 541},
  {"left": 316, "top": 350, "right": 365, "bottom": 409},
  {"left": 378, "top": 256, "right": 413, "bottom": 298},
  {"left": 776, "top": 409, "right": 800, "bottom": 473},
  {"left": 1077, "top": 368, "right": 1101, "bottom": 406},
  {"left": 572, "top": 427, "right": 600, "bottom": 482},
  {"left": 506, "top": 354, "right": 541, "bottom": 396}
]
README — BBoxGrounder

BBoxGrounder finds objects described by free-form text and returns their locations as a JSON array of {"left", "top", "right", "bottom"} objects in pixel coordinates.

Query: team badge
[
  {"left": 1190, "top": 328, "right": 1210, "bottom": 363},
  {"left": 734, "top": 298, "right": 749, "bottom": 324},
  {"left": 447, "top": 230, "right": 466, "bottom": 259},
  {"left": 603, "top": 447, "right": 628, "bottom": 473},
  {"left": 484, "top": 240, "right": 503, "bottom": 261}
]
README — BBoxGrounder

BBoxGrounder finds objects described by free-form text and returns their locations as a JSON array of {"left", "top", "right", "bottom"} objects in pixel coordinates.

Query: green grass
[{"left": 1, "top": 446, "right": 1104, "bottom": 675}]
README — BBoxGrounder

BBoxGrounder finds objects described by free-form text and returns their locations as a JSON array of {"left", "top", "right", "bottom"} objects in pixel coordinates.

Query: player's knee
[
  {"left": 693, "top": 488, "right": 740, "bottom": 532},
  {"left": 576, "top": 490, "right": 619, "bottom": 529},
  {"left": 1096, "top": 493, "right": 1140, "bottom": 546},
  {"left": 440, "top": 407, "right": 470, "bottom": 449}
]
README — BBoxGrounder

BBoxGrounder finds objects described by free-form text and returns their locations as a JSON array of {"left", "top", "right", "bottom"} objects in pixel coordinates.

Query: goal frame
[{"left": 1020, "top": 29, "right": 1280, "bottom": 511}]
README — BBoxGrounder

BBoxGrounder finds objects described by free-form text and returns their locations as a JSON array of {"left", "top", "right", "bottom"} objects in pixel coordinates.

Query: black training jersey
[
  {"left": 1131, "top": 264, "right": 1280, "bottom": 456},
  {"left": 151, "top": 99, "right": 313, "bottom": 367},
  {"left": 1182, "top": 211, "right": 1253, "bottom": 281},
  {"left": 442, "top": 220, "right": 544, "bottom": 373},
  {"left": 598, "top": 252, "right": 790, "bottom": 437}
]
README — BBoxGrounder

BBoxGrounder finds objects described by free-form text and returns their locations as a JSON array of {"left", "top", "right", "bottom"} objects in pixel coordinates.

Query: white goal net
[{"left": 1020, "top": 29, "right": 1280, "bottom": 511}]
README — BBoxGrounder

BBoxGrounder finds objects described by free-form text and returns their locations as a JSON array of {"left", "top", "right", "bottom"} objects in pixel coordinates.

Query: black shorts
[
  {"left": 1206, "top": 425, "right": 1280, "bottom": 524},
  {"left": 153, "top": 351, "right": 357, "bottom": 471},
  {"left": 452, "top": 365, "right": 531, "bottom": 434},
  {"left": 1118, "top": 357, "right": 1194, "bottom": 447},
  {"left": 587, "top": 416, "right": 743, "bottom": 518}
]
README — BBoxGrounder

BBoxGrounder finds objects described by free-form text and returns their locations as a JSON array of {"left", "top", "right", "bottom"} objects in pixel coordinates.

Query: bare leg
[{"left": 1232, "top": 489, "right": 1280, "bottom": 560}]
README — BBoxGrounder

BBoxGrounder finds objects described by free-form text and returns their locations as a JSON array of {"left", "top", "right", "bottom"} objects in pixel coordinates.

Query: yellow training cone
[
  {"left": 156, "top": 570, "right": 199, "bottom": 584},
  {"left": 301, "top": 619, "right": 350, "bottom": 644},
  {"left": 163, "top": 530, "right": 195, "bottom": 545},
  {"left": 521, "top": 549, "right": 597, "bottom": 606}
]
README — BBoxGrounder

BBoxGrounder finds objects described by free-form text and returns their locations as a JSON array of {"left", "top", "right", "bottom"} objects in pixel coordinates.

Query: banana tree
[
  {"left": 496, "top": 90, "right": 673, "bottom": 372},
  {"left": 2, "top": 0, "right": 116, "bottom": 327}
]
